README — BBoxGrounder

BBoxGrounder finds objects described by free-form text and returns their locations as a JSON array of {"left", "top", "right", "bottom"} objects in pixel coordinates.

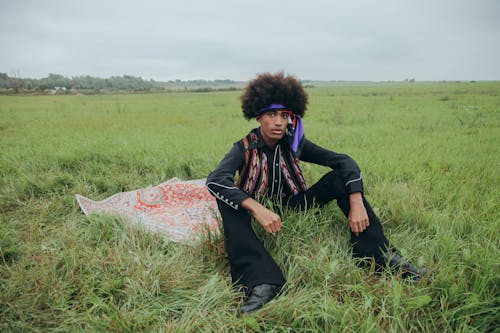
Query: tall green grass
[{"left": 1, "top": 82, "right": 499, "bottom": 331}]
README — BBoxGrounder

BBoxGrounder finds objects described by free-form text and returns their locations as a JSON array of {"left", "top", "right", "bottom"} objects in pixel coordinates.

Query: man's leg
[
  {"left": 287, "top": 170, "right": 389, "bottom": 261},
  {"left": 216, "top": 199, "right": 286, "bottom": 290},
  {"left": 287, "top": 171, "right": 427, "bottom": 279}
]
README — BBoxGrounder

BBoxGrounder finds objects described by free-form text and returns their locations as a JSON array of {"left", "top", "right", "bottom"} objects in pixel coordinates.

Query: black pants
[{"left": 217, "top": 171, "right": 389, "bottom": 289}]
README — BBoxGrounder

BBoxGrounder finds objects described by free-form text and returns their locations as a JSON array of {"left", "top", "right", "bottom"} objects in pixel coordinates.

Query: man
[{"left": 206, "top": 72, "right": 426, "bottom": 314}]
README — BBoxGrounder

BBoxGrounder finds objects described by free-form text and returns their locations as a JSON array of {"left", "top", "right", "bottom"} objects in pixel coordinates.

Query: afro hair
[{"left": 240, "top": 72, "right": 308, "bottom": 120}]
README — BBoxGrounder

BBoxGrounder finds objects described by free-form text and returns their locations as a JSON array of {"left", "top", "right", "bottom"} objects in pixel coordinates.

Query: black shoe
[
  {"left": 382, "top": 250, "right": 428, "bottom": 281},
  {"left": 239, "top": 284, "right": 281, "bottom": 314}
]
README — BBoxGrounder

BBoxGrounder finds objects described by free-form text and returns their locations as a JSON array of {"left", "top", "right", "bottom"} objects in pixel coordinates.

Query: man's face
[{"left": 257, "top": 110, "right": 292, "bottom": 147}]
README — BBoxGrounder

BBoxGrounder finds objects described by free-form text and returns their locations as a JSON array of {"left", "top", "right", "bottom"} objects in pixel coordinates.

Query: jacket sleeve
[
  {"left": 206, "top": 142, "right": 251, "bottom": 210},
  {"left": 300, "top": 139, "right": 364, "bottom": 194}
]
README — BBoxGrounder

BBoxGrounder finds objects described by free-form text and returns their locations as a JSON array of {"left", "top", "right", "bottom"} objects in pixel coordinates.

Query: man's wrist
[
  {"left": 349, "top": 192, "right": 363, "bottom": 205},
  {"left": 241, "top": 198, "right": 261, "bottom": 213}
]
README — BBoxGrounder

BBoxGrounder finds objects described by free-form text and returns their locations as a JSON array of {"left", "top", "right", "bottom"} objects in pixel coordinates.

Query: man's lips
[{"left": 272, "top": 129, "right": 284, "bottom": 135}]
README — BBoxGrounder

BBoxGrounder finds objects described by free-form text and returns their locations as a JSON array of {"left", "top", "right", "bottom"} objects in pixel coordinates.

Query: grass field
[{"left": 1, "top": 82, "right": 499, "bottom": 332}]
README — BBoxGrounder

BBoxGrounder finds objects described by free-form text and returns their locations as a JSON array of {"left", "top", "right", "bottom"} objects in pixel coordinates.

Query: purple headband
[{"left": 255, "top": 103, "right": 286, "bottom": 117}]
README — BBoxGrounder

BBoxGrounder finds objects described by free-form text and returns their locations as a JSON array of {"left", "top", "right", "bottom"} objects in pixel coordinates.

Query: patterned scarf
[{"left": 237, "top": 129, "right": 307, "bottom": 199}]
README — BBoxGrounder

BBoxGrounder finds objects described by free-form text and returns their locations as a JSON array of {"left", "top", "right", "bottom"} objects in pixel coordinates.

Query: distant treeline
[{"left": 0, "top": 73, "right": 244, "bottom": 94}]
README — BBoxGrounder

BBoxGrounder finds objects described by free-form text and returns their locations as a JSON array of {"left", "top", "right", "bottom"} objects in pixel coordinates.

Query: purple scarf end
[{"left": 290, "top": 116, "right": 304, "bottom": 155}]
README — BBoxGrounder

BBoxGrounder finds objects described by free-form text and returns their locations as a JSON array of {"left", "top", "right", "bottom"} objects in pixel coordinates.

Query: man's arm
[
  {"left": 300, "top": 139, "right": 364, "bottom": 194},
  {"left": 300, "top": 139, "right": 369, "bottom": 236},
  {"left": 206, "top": 142, "right": 250, "bottom": 210},
  {"left": 348, "top": 192, "right": 369, "bottom": 236},
  {"left": 241, "top": 198, "right": 282, "bottom": 234},
  {"left": 207, "top": 142, "right": 281, "bottom": 234}
]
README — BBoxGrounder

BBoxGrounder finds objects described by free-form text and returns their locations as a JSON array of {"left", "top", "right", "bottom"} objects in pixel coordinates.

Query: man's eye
[
  {"left": 281, "top": 113, "right": 289, "bottom": 119},
  {"left": 267, "top": 111, "right": 276, "bottom": 117}
]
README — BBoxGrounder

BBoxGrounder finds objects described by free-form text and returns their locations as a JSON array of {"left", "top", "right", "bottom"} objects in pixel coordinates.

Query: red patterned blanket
[{"left": 76, "top": 178, "right": 220, "bottom": 242}]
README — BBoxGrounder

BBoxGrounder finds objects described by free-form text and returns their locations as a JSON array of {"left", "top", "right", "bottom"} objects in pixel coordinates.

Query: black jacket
[{"left": 206, "top": 128, "right": 363, "bottom": 210}]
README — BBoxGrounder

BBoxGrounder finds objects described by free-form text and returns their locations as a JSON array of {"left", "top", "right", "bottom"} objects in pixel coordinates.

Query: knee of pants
[
  {"left": 323, "top": 170, "right": 346, "bottom": 189},
  {"left": 306, "top": 170, "right": 348, "bottom": 205}
]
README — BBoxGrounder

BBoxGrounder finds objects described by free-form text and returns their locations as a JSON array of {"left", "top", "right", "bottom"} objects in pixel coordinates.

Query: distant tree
[
  {"left": 0, "top": 73, "right": 162, "bottom": 92},
  {"left": 0, "top": 73, "right": 8, "bottom": 88},
  {"left": 37, "top": 84, "right": 48, "bottom": 92},
  {"left": 43, "top": 73, "right": 69, "bottom": 89}
]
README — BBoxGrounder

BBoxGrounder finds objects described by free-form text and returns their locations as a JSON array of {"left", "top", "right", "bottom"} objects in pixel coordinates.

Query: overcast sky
[{"left": 1, "top": 0, "right": 499, "bottom": 81}]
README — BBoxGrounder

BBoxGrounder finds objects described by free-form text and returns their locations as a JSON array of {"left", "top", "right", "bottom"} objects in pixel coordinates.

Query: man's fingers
[
  {"left": 265, "top": 222, "right": 277, "bottom": 234},
  {"left": 272, "top": 217, "right": 282, "bottom": 232},
  {"left": 264, "top": 218, "right": 282, "bottom": 234},
  {"left": 255, "top": 208, "right": 282, "bottom": 234},
  {"left": 275, "top": 220, "right": 282, "bottom": 232},
  {"left": 351, "top": 219, "right": 369, "bottom": 235}
]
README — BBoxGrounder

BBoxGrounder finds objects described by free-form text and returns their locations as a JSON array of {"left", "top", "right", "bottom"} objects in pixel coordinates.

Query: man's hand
[
  {"left": 348, "top": 192, "right": 369, "bottom": 237},
  {"left": 241, "top": 198, "right": 282, "bottom": 234}
]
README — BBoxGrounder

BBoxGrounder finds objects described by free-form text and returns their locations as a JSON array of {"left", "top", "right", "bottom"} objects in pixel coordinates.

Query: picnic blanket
[{"left": 75, "top": 178, "right": 220, "bottom": 242}]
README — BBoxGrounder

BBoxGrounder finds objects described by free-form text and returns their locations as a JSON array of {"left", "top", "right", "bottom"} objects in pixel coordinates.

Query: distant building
[{"left": 51, "top": 86, "right": 67, "bottom": 94}]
